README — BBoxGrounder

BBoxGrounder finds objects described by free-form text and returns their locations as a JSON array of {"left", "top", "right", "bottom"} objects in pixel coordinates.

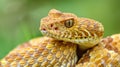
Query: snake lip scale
[{"left": 41, "top": 29, "right": 101, "bottom": 50}]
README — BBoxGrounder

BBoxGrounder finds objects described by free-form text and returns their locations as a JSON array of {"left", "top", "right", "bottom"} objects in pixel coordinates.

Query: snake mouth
[
  {"left": 41, "top": 30, "right": 72, "bottom": 41},
  {"left": 41, "top": 30, "right": 94, "bottom": 43},
  {"left": 41, "top": 30, "right": 101, "bottom": 50},
  {"left": 41, "top": 30, "right": 91, "bottom": 42}
]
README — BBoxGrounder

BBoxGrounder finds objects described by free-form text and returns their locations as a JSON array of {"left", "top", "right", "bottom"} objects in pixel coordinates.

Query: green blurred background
[{"left": 0, "top": 0, "right": 120, "bottom": 59}]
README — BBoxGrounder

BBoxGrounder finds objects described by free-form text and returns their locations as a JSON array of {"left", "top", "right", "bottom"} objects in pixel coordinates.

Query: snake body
[
  {"left": 76, "top": 34, "right": 120, "bottom": 67},
  {"left": 1, "top": 9, "right": 120, "bottom": 67},
  {"left": 0, "top": 37, "right": 77, "bottom": 67}
]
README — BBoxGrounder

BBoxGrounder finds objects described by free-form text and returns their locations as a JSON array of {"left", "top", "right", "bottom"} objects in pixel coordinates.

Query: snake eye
[{"left": 64, "top": 19, "right": 74, "bottom": 28}]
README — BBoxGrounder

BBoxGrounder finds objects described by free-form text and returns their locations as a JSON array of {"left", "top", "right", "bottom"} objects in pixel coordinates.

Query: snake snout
[{"left": 41, "top": 30, "right": 47, "bottom": 34}]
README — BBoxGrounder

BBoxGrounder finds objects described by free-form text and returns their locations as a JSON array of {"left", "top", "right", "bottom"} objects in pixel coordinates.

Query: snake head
[{"left": 40, "top": 9, "right": 104, "bottom": 50}]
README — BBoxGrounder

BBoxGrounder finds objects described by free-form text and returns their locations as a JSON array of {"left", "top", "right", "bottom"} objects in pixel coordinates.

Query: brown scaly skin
[
  {"left": 76, "top": 34, "right": 120, "bottom": 67},
  {"left": 40, "top": 9, "right": 104, "bottom": 50},
  {"left": 0, "top": 37, "right": 77, "bottom": 67}
]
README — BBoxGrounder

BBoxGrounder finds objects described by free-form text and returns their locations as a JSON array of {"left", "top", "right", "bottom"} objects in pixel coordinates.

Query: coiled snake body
[{"left": 0, "top": 9, "right": 119, "bottom": 67}]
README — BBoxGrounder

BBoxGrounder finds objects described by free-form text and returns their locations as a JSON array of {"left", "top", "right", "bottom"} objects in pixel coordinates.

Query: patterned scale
[{"left": 0, "top": 37, "right": 77, "bottom": 67}]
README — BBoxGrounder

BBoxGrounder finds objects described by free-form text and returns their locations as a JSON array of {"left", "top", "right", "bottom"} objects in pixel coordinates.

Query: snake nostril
[
  {"left": 50, "top": 24, "right": 53, "bottom": 28},
  {"left": 54, "top": 27, "right": 58, "bottom": 30},
  {"left": 42, "top": 28, "right": 46, "bottom": 31}
]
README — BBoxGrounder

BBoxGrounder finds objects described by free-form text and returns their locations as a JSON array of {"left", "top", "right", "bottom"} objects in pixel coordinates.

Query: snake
[{"left": 0, "top": 9, "right": 119, "bottom": 67}]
